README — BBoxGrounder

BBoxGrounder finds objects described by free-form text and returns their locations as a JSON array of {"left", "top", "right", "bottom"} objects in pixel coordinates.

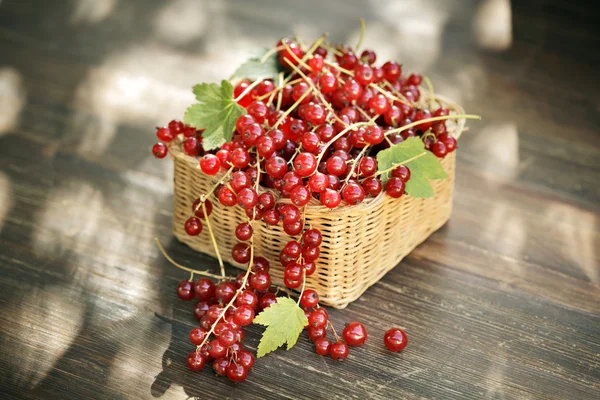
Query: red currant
[
  {"left": 200, "top": 154, "right": 221, "bottom": 175},
  {"left": 384, "top": 328, "right": 408, "bottom": 352},
  {"left": 300, "top": 289, "right": 319, "bottom": 308},
  {"left": 152, "top": 142, "right": 168, "bottom": 158},
  {"left": 342, "top": 322, "right": 368, "bottom": 346},
  {"left": 176, "top": 280, "right": 195, "bottom": 301},
  {"left": 184, "top": 217, "right": 202, "bottom": 236},
  {"left": 186, "top": 351, "right": 206, "bottom": 371},
  {"left": 329, "top": 341, "right": 349, "bottom": 361},
  {"left": 314, "top": 338, "right": 331, "bottom": 356}
]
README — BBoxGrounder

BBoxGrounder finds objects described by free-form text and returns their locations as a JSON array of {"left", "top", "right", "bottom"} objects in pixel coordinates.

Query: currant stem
[
  {"left": 275, "top": 72, "right": 285, "bottom": 110},
  {"left": 281, "top": 40, "right": 312, "bottom": 71},
  {"left": 373, "top": 152, "right": 427, "bottom": 177},
  {"left": 257, "top": 78, "right": 303, "bottom": 101},
  {"left": 369, "top": 82, "right": 412, "bottom": 106},
  {"left": 297, "top": 269, "right": 307, "bottom": 306},
  {"left": 315, "top": 119, "right": 376, "bottom": 167},
  {"left": 272, "top": 85, "right": 313, "bottom": 128},
  {"left": 356, "top": 18, "right": 366, "bottom": 52},
  {"left": 196, "top": 220, "right": 256, "bottom": 351},
  {"left": 203, "top": 201, "right": 225, "bottom": 278},
  {"left": 327, "top": 320, "right": 341, "bottom": 342},
  {"left": 260, "top": 45, "right": 285, "bottom": 64},
  {"left": 233, "top": 79, "right": 263, "bottom": 102},
  {"left": 285, "top": 62, "right": 346, "bottom": 127},
  {"left": 282, "top": 34, "right": 327, "bottom": 86},
  {"left": 154, "top": 238, "right": 234, "bottom": 280},
  {"left": 381, "top": 80, "right": 414, "bottom": 107},
  {"left": 324, "top": 59, "right": 354, "bottom": 76},
  {"left": 385, "top": 114, "right": 482, "bottom": 137},
  {"left": 342, "top": 145, "right": 370, "bottom": 188}
]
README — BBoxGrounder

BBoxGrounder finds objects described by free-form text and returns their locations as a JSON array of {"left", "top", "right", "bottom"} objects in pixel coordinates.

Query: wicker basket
[{"left": 170, "top": 95, "right": 465, "bottom": 308}]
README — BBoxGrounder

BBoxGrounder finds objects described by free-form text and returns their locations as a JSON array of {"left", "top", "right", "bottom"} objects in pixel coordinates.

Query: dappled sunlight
[
  {"left": 0, "top": 67, "right": 26, "bottom": 135},
  {"left": 474, "top": 0, "right": 512, "bottom": 51},
  {"left": 366, "top": 0, "right": 447, "bottom": 71},
  {"left": 545, "top": 203, "right": 599, "bottom": 283},
  {"left": 6, "top": 285, "right": 85, "bottom": 390},
  {"left": 153, "top": 0, "right": 212, "bottom": 45},
  {"left": 463, "top": 122, "right": 520, "bottom": 182},
  {"left": 70, "top": 0, "right": 117, "bottom": 25},
  {"left": 31, "top": 178, "right": 164, "bottom": 317}
]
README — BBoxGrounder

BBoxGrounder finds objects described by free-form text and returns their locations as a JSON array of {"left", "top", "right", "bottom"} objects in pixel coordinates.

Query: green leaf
[
  {"left": 230, "top": 48, "right": 283, "bottom": 81},
  {"left": 253, "top": 297, "right": 308, "bottom": 358},
  {"left": 376, "top": 137, "right": 448, "bottom": 198},
  {"left": 183, "top": 80, "right": 246, "bottom": 150}
]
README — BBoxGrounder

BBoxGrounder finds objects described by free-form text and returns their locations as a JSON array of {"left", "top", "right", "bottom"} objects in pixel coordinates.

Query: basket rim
[{"left": 168, "top": 93, "right": 464, "bottom": 213}]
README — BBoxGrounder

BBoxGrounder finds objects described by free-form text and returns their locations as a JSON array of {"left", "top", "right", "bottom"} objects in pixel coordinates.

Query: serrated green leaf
[
  {"left": 230, "top": 48, "right": 283, "bottom": 81},
  {"left": 376, "top": 137, "right": 448, "bottom": 198},
  {"left": 253, "top": 297, "right": 308, "bottom": 358},
  {"left": 183, "top": 80, "right": 245, "bottom": 150}
]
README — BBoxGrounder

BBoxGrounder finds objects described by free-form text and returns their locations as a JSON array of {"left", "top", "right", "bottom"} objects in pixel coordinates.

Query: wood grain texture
[{"left": 0, "top": 0, "right": 598, "bottom": 399}]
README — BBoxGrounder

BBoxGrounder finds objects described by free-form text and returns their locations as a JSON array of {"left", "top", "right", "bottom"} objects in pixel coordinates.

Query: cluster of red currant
[
  {"left": 151, "top": 34, "right": 464, "bottom": 382},
  {"left": 176, "top": 262, "right": 274, "bottom": 382}
]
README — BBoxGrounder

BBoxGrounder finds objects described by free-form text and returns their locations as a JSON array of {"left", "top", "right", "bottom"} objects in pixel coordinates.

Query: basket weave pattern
[{"left": 171, "top": 96, "right": 463, "bottom": 308}]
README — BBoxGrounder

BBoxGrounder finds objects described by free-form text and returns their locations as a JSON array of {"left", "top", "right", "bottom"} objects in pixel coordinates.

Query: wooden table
[{"left": 0, "top": 1, "right": 598, "bottom": 399}]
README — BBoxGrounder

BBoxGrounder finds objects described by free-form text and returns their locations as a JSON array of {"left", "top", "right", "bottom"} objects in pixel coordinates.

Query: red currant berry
[
  {"left": 408, "top": 73, "right": 422, "bottom": 86},
  {"left": 200, "top": 154, "right": 221, "bottom": 175},
  {"left": 182, "top": 126, "right": 197, "bottom": 138},
  {"left": 217, "top": 186, "right": 237, "bottom": 206},
  {"left": 250, "top": 270, "right": 271, "bottom": 291},
  {"left": 444, "top": 136, "right": 457, "bottom": 152},
  {"left": 319, "top": 71, "right": 338, "bottom": 94},
  {"left": 284, "top": 262, "right": 303, "bottom": 281},
  {"left": 281, "top": 204, "right": 301, "bottom": 224},
  {"left": 217, "top": 328, "right": 237, "bottom": 347},
  {"left": 300, "top": 289, "right": 319, "bottom": 308},
  {"left": 237, "top": 187, "right": 259, "bottom": 209},
  {"left": 368, "top": 93, "right": 390, "bottom": 115},
  {"left": 183, "top": 137, "right": 200, "bottom": 156},
  {"left": 385, "top": 177, "right": 405, "bottom": 198},
  {"left": 233, "top": 304, "right": 255, "bottom": 326},
  {"left": 384, "top": 328, "right": 408, "bottom": 352},
  {"left": 302, "top": 228, "right": 322, "bottom": 247},
  {"left": 237, "top": 349, "right": 255, "bottom": 370},
  {"left": 362, "top": 177, "right": 382, "bottom": 197},
  {"left": 156, "top": 127, "right": 174, "bottom": 142},
  {"left": 354, "top": 64, "right": 374, "bottom": 85},
  {"left": 176, "top": 280, "right": 195, "bottom": 301},
  {"left": 192, "top": 198, "right": 213, "bottom": 219},
  {"left": 431, "top": 141, "right": 447, "bottom": 158},
  {"left": 265, "top": 155, "right": 287, "bottom": 178},
  {"left": 308, "top": 308, "right": 328, "bottom": 329},
  {"left": 302, "top": 246, "right": 320, "bottom": 261},
  {"left": 308, "top": 54, "right": 324, "bottom": 71},
  {"left": 259, "top": 292, "right": 277, "bottom": 310},
  {"left": 391, "top": 165, "right": 411, "bottom": 182},
  {"left": 193, "top": 300, "right": 212, "bottom": 319},
  {"left": 152, "top": 142, "right": 168, "bottom": 158},
  {"left": 215, "top": 281, "right": 236, "bottom": 303},
  {"left": 262, "top": 209, "right": 280, "bottom": 225},
  {"left": 235, "top": 222, "right": 253, "bottom": 241},
  {"left": 231, "top": 148, "right": 250, "bottom": 169},
  {"left": 284, "top": 221, "right": 303, "bottom": 236},
  {"left": 290, "top": 185, "right": 311, "bottom": 207},
  {"left": 184, "top": 217, "right": 202, "bottom": 236},
  {"left": 314, "top": 338, "right": 331, "bottom": 356},
  {"left": 294, "top": 152, "right": 317, "bottom": 177},
  {"left": 320, "top": 188, "right": 341, "bottom": 208},
  {"left": 342, "top": 322, "right": 368, "bottom": 346},
  {"left": 236, "top": 289, "right": 258, "bottom": 309},
  {"left": 227, "top": 363, "right": 248, "bottom": 382},
  {"left": 329, "top": 341, "right": 349, "bottom": 361},
  {"left": 308, "top": 326, "right": 326, "bottom": 341},
  {"left": 186, "top": 351, "right": 206, "bottom": 371},
  {"left": 213, "top": 357, "right": 229, "bottom": 376},
  {"left": 360, "top": 49, "right": 377, "bottom": 64},
  {"left": 208, "top": 339, "right": 227, "bottom": 359},
  {"left": 382, "top": 61, "right": 402, "bottom": 82},
  {"left": 247, "top": 100, "right": 269, "bottom": 123},
  {"left": 308, "top": 172, "right": 328, "bottom": 192},
  {"left": 342, "top": 182, "right": 365, "bottom": 205},
  {"left": 326, "top": 156, "right": 346, "bottom": 176},
  {"left": 189, "top": 327, "right": 208, "bottom": 345},
  {"left": 231, "top": 242, "right": 251, "bottom": 264},
  {"left": 194, "top": 278, "right": 215, "bottom": 300},
  {"left": 363, "top": 125, "right": 384, "bottom": 145}
]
